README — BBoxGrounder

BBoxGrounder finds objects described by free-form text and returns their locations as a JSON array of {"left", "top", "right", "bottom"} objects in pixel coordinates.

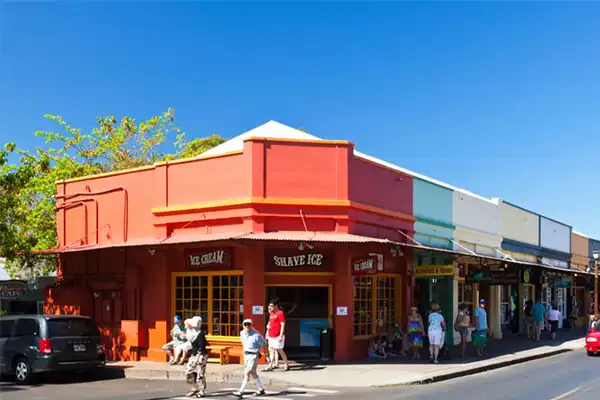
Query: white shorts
[
  {"left": 176, "top": 341, "right": 192, "bottom": 353},
  {"left": 244, "top": 354, "right": 258, "bottom": 374},
  {"left": 428, "top": 330, "right": 443, "bottom": 346},
  {"left": 268, "top": 336, "right": 285, "bottom": 350}
]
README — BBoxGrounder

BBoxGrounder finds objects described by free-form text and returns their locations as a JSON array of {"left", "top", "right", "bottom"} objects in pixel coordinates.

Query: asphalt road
[
  {"left": 358, "top": 349, "right": 600, "bottom": 400},
  {"left": 0, "top": 376, "right": 343, "bottom": 400},
  {"left": 1, "top": 350, "right": 597, "bottom": 399}
]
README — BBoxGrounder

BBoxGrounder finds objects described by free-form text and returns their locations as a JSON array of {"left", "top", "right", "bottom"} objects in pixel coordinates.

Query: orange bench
[{"left": 207, "top": 345, "right": 233, "bottom": 365}]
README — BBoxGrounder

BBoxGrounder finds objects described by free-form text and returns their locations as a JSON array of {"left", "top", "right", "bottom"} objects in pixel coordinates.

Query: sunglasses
[{"left": 243, "top": 322, "right": 252, "bottom": 326}]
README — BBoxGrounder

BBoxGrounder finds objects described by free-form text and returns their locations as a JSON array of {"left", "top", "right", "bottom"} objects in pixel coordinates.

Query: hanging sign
[
  {"left": 0, "top": 281, "right": 27, "bottom": 299},
  {"left": 352, "top": 256, "right": 378, "bottom": 275},
  {"left": 415, "top": 265, "right": 455, "bottom": 277},
  {"left": 266, "top": 249, "right": 332, "bottom": 271},
  {"left": 187, "top": 248, "right": 233, "bottom": 268}
]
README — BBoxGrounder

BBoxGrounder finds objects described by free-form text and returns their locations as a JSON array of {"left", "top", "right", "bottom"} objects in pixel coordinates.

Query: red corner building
[{"left": 45, "top": 121, "right": 415, "bottom": 363}]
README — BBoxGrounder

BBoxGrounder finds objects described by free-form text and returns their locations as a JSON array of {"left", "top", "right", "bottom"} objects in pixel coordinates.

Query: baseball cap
[
  {"left": 479, "top": 298, "right": 486, "bottom": 304},
  {"left": 174, "top": 315, "right": 181, "bottom": 323},
  {"left": 242, "top": 319, "right": 253, "bottom": 325}
]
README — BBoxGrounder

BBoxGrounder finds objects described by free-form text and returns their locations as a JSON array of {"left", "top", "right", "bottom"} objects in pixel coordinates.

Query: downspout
[
  {"left": 56, "top": 198, "right": 99, "bottom": 244},
  {"left": 55, "top": 187, "right": 129, "bottom": 242},
  {"left": 55, "top": 202, "right": 89, "bottom": 245}
]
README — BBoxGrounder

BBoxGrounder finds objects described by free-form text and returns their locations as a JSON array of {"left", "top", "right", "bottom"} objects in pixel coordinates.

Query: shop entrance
[
  {"left": 520, "top": 283, "right": 535, "bottom": 334},
  {"left": 265, "top": 285, "right": 331, "bottom": 360},
  {"left": 414, "top": 277, "right": 453, "bottom": 345}
]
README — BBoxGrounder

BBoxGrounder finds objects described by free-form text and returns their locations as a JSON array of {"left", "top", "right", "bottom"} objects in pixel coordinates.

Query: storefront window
[
  {"left": 174, "top": 273, "right": 244, "bottom": 337},
  {"left": 353, "top": 276, "right": 373, "bottom": 337},
  {"left": 353, "top": 275, "right": 399, "bottom": 337}
]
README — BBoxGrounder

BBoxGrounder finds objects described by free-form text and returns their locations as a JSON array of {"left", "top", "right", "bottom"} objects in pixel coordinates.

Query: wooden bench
[{"left": 207, "top": 345, "right": 233, "bottom": 365}]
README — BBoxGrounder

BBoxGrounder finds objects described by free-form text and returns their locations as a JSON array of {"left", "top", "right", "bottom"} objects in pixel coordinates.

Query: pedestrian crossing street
[{"left": 170, "top": 387, "right": 340, "bottom": 399}]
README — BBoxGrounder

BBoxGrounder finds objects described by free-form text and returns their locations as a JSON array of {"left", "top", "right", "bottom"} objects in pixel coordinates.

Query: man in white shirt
[{"left": 548, "top": 304, "right": 562, "bottom": 340}]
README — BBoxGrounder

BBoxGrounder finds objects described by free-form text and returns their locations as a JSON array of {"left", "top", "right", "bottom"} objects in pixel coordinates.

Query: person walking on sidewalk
[
  {"left": 454, "top": 305, "right": 470, "bottom": 359},
  {"left": 548, "top": 304, "right": 562, "bottom": 340},
  {"left": 233, "top": 319, "right": 267, "bottom": 398},
  {"left": 532, "top": 298, "right": 546, "bottom": 342},
  {"left": 407, "top": 307, "right": 424, "bottom": 360},
  {"left": 427, "top": 303, "right": 446, "bottom": 364},
  {"left": 472, "top": 299, "right": 488, "bottom": 357},
  {"left": 184, "top": 316, "right": 209, "bottom": 398},
  {"left": 265, "top": 299, "right": 290, "bottom": 371}
]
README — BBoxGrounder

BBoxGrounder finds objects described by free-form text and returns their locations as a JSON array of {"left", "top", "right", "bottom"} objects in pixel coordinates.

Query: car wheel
[
  {"left": 587, "top": 351, "right": 594, "bottom": 357},
  {"left": 13, "top": 357, "right": 32, "bottom": 384}
]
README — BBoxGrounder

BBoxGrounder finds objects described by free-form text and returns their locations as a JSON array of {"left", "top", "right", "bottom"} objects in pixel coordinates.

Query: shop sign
[
  {"left": 556, "top": 280, "right": 570, "bottom": 288},
  {"left": 0, "top": 281, "right": 27, "bottom": 299},
  {"left": 352, "top": 256, "right": 378, "bottom": 275},
  {"left": 266, "top": 249, "right": 332, "bottom": 271},
  {"left": 273, "top": 253, "right": 325, "bottom": 268},
  {"left": 522, "top": 268, "right": 532, "bottom": 284},
  {"left": 466, "top": 269, "right": 492, "bottom": 283},
  {"left": 415, "top": 265, "right": 455, "bottom": 277},
  {"left": 542, "top": 257, "right": 569, "bottom": 269},
  {"left": 187, "top": 248, "right": 233, "bottom": 268}
]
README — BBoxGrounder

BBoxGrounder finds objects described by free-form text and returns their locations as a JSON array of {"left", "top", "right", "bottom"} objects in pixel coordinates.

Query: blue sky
[{"left": 2, "top": 3, "right": 599, "bottom": 237}]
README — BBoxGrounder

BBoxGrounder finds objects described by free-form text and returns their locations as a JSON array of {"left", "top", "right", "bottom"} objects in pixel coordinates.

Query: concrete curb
[
  {"left": 104, "top": 367, "right": 293, "bottom": 389},
  {"left": 378, "top": 347, "right": 577, "bottom": 387}
]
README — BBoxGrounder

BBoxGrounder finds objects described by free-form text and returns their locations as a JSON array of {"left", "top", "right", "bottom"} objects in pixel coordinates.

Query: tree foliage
[{"left": 0, "top": 109, "right": 226, "bottom": 278}]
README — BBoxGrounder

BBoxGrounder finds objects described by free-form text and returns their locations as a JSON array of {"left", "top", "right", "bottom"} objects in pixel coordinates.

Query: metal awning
[{"left": 396, "top": 241, "right": 590, "bottom": 275}]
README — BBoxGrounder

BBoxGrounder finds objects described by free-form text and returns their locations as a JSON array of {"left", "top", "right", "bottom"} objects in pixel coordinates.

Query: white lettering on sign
[
  {"left": 189, "top": 250, "right": 225, "bottom": 266},
  {"left": 273, "top": 253, "right": 324, "bottom": 268},
  {"left": 353, "top": 258, "right": 375, "bottom": 272}
]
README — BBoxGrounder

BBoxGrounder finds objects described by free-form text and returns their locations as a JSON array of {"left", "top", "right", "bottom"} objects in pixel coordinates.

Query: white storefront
[
  {"left": 539, "top": 216, "right": 572, "bottom": 327},
  {"left": 453, "top": 191, "right": 503, "bottom": 342}
]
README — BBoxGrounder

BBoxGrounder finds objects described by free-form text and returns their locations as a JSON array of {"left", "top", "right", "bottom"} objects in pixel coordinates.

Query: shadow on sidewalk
[{"left": 288, "top": 329, "right": 585, "bottom": 369}]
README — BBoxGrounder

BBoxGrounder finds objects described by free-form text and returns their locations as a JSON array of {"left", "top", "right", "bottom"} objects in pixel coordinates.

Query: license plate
[{"left": 74, "top": 344, "right": 86, "bottom": 352}]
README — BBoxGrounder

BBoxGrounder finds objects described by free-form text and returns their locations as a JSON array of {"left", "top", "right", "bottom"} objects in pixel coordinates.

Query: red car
[{"left": 586, "top": 326, "right": 600, "bottom": 356}]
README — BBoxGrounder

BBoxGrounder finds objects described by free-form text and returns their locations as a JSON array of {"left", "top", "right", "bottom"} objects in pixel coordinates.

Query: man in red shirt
[{"left": 265, "top": 299, "right": 289, "bottom": 371}]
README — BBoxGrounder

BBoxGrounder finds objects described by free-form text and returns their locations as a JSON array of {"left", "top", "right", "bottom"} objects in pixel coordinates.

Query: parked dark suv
[{"left": 0, "top": 315, "right": 106, "bottom": 383}]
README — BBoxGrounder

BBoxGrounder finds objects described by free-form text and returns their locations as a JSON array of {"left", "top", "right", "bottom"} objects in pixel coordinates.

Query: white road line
[
  {"left": 550, "top": 387, "right": 580, "bottom": 400},
  {"left": 290, "top": 387, "right": 339, "bottom": 394}
]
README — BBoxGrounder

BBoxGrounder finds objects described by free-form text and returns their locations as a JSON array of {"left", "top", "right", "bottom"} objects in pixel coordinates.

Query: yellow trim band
[
  {"left": 243, "top": 137, "right": 354, "bottom": 147},
  {"left": 152, "top": 197, "right": 415, "bottom": 222}
]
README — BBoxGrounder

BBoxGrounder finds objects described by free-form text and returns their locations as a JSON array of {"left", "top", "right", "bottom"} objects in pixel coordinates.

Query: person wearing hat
[
  {"left": 185, "top": 316, "right": 209, "bottom": 398},
  {"left": 233, "top": 319, "right": 267, "bottom": 398},
  {"left": 162, "top": 316, "right": 186, "bottom": 364},
  {"left": 472, "top": 299, "right": 488, "bottom": 357}
]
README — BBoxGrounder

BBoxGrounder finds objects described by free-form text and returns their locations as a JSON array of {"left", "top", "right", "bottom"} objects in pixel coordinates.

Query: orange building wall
[{"left": 50, "top": 137, "right": 415, "bottom": 362}]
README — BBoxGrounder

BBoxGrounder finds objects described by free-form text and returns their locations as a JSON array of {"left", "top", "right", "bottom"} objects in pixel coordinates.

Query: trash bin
[{"left": 319, "top": 328, "right": 334, "bottom": 361}]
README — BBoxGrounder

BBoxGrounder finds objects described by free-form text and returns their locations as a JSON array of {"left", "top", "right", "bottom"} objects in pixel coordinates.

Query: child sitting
[{"left": 368, "top": 336, "right": 388, "bottom": 359}]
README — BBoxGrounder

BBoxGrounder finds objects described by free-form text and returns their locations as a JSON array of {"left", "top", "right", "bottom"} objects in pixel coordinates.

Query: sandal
[{"left": 282, "top": 365, "right": 290, "bottom": 372}]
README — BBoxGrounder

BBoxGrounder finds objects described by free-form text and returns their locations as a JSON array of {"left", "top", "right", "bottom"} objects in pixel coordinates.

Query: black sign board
[{"left": 0, "top": 281, "right": 27, "bottom": 299}]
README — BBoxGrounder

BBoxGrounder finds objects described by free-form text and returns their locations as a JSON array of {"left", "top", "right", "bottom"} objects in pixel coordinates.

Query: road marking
[
  {"left": 290, "top": 387, "right": 339, "bottom": 394},
  {"left": 551, "top": 387, "right": 580, "bottom": 400}
]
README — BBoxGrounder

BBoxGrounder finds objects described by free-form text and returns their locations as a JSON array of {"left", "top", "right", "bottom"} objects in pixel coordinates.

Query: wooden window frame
[
  {"left": 171, "top": 271, "right": 243, "bottom": 339},
  {"left": 353, "top": 273, "right": 402, "bottom": 339}
]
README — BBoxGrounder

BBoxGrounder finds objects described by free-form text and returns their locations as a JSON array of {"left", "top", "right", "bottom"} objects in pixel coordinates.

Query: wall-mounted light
[
  {"left": 147, "top": 247, "right": 156, "bottom": 256},
  {"left": 93, "top": 292, "right": 100, "bottom": 299}
]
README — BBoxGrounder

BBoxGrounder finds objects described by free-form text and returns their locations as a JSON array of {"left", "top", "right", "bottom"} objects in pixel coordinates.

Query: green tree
[{"left": 0, "top": 109, "right": 226, "bottom": 278}]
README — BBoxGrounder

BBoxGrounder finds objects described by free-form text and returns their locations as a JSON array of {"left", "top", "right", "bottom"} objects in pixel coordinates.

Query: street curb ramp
[{"left": 387, "top": 348, "right": 574, "bottom": 387}]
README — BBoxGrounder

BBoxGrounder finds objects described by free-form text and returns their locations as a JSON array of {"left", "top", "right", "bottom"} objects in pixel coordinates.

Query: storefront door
[
  {"left": 265, "top": 285, "right": 331, "bottom": 360},
  {"left": 520, "top": 284, "right": 535, "bottom": 334}
]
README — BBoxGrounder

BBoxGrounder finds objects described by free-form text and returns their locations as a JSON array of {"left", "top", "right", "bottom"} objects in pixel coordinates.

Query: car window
[
  {"left": 0, "top": 320, "right": 15, "bottom": 338},
  {"left": 47, "top": 318, "right": 100, "bottom": 338},
  {"left": 14, "top": 319, "right": 40, "bottom": 337}
]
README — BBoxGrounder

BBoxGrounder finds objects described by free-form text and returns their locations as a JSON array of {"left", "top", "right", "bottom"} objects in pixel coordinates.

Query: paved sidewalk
[{"left": 105, "top": 331, "right": 585, "bottom": 388}]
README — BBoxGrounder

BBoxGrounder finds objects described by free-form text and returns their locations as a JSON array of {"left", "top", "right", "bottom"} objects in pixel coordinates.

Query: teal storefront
[{"left": 412, "top": 178, "right": 455, "bottom": 345}]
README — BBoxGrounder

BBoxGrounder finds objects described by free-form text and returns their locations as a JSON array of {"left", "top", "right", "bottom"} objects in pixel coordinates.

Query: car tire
[
  {"left": 13, "top": 357, "right": 32, "bottom": 384},
  {"left": 587, "top": 351, "right": 594, "bottom": 357}
]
